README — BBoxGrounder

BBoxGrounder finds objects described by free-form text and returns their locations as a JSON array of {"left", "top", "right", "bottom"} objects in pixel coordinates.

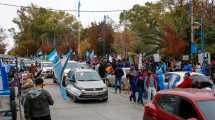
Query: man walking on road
[
  {"left": 114, "top": 65, "right": 124, "bottom": 94},
  {"left": 24, "top": 78, "right": 54, "bottom": 120}
]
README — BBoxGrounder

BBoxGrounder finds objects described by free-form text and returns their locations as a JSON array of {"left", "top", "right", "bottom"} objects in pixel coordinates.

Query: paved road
[{"left": 46, "top": 81, "right": 144, "bottom": 120}]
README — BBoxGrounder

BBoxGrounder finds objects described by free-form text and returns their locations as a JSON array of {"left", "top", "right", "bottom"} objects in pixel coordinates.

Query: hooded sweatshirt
[{"left": 24, "top": 88, "right": 54, "bottom": 119}]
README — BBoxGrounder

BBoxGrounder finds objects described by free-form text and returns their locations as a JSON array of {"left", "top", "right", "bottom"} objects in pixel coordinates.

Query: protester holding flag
[{"left": 47, "top": 48, "right": 72, "bottom": 101}]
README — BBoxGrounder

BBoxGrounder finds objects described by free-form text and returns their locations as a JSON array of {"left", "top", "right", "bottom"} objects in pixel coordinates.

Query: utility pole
[
  {"left": 102, "top": 15, "right": 107, "bottom": 57},
  {"left": 190, "top": 0, "right": 194, "bottom": 60},
  {"left": 200, "top": 17, "right": 205, "bottom": 53},
  {"left": 77, "top": 22, "right": 81, "bottom": 56},
  {"left": 77, "top": 0, "right": 81, "bottom": 57}
]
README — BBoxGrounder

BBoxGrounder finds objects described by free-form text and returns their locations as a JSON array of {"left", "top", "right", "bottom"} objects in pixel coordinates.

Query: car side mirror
[{"left": 187, "top": 118, "right": 198, "bottom": 120}]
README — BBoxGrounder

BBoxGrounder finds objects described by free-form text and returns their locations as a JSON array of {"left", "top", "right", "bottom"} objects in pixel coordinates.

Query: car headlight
[
  {"left": 81, "top": 89, "right": 86, "bottom": 92},
  {"left": 74, "top": 84, "right": 84, "bottom": 91}
]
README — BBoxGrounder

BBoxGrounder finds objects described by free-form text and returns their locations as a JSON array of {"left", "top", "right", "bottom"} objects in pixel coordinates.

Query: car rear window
[{"left": 198, "top": 100, "right": 215, "bottom": 120}]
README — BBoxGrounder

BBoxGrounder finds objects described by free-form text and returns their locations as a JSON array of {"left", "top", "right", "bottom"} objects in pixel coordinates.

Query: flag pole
[
  {"left": 77, "top": 0, "right": 81, "bottom": 58},
  {"left": 190, "top": 0, "right": 194, "bottom": 61}
]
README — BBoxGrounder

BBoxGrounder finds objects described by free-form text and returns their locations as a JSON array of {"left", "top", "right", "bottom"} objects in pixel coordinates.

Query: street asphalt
[{"left": 45, "top": 79, "right": 144, "bottom": 120}]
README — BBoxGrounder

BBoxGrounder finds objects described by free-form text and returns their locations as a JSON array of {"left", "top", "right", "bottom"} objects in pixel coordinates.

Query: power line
[{"left": 0, "top": 2, "right": 126, "bottom": 13}]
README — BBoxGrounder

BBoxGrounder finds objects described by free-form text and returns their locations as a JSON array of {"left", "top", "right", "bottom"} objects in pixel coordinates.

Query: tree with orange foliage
[
  {"left": 163, "top": 25, "right": 187, "bottom": 56},
  {"left": 84, "top": 22, "right": 114, "bottom": 56}
]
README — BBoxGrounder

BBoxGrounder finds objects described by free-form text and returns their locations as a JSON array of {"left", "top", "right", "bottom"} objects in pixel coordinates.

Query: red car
[{"left": 144, "top": 88, "right": 215, "bottom": 120}]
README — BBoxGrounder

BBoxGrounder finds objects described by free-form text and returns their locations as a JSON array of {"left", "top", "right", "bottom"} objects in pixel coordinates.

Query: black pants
[{"left": 31, "top": 115, "right": 51, "bottom": 120}]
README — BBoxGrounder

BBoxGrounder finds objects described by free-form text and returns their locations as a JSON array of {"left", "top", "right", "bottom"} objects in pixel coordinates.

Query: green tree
[
  {"left": 120, "top": 1, "right": 192, "bottom": 56},
  {"left": 11, "top": 4, "right": 78, "bottom": 56},
  {"left": 120, "top": 3, "right": 165, "bottom": 55}
]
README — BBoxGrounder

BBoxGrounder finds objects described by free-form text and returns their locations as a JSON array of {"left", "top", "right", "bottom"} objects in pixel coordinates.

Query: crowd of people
[
  {"left": 2, "top": 54, "right": 214, "bottom": 119},
  {"left": 89, "top": 56, "right": 215, "bottom": 105}
]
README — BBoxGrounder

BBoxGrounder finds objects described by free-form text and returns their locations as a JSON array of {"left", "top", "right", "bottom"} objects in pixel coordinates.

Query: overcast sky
[{"left": 0, "top": 0, "right": 157, "bottom": 52}]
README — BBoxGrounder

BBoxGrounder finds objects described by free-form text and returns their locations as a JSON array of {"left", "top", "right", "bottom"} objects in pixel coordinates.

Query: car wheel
[
  {"left": 103, "top": 97, "right": 108, "bottom": 102},
  {"left": 53, "top": 77, "right": 57, "bottom": 83},
  {"left": 72, "top": 95, "right": 78, "bottom": 103},
  {"left": 10, "top": 100, "right": 17, "bottom": 120},
  {"left": 66, "top": 90, "right": 71, "bottom": 97}
]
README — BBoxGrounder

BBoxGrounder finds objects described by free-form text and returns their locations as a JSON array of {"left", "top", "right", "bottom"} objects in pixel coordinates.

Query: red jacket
[{"left": 177, "top": 78, "right": 192, "bottom": 88}]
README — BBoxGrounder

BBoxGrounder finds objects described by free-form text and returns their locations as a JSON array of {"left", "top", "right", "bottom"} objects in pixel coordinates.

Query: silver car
[{"left": 66, "top": 69, "right": 108, "bottom": 102}]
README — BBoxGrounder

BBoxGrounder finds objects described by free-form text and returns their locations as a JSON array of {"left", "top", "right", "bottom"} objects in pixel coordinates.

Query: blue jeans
[{"left": 115, "top": 77, "right": 122, "bottom": 93}]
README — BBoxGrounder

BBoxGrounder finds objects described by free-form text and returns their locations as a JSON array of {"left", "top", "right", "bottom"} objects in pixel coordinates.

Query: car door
[{"left": 156, "top": 95, "right": 181, "bottom": 120}]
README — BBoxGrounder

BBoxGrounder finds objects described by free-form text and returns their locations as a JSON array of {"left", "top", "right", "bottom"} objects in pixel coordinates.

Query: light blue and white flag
[
  {"left": 47, "top": 49, "right": 59, "bottom": 64},
  {"left": 90, "top": 50, "right": 94, "bottom": 60},
  {"left": 109, "top": 55, "right": 113, "bottom": 63},
  {"left": 85, "top": 50, "right": 90, "bottom": 59},
  {"left": 59, "top": 50, "right": 72, "bottom": 101},
  {"left": 0, "top": 60, "right": 10, "bottom": 95},
  {"left": 48, "top": 49, "right": 72, "bottom": 101}
]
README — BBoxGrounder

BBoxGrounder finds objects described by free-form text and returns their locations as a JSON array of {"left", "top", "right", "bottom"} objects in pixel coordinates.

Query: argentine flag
[
  {"left": 47, "top": 49, "right": 59, "bottom": 64},
  {"left": 48, "top": 49, "right": 72, "bottom": 101}
]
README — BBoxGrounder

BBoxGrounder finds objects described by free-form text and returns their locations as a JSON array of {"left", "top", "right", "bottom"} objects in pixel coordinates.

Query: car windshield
[
  {"left": 43, "top": 63, "right": 53, "bottom": 67},
  {"left": 76, "top": 71, "right": 101, "bottom": 81},
  {"left": 78, "top": 63, "right": 90, "bottom": 69},
  {"left": 198, "top": 100, "right": 215, "bottom": 120}
]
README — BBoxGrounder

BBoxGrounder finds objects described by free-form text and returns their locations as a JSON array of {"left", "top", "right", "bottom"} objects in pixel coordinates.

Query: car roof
[
  {"left": 68, "top": 60, "right": 78, "bottom": 63},
  {"left": 158, "top": 88, "right": 215, "bottom": 101},
  {"left": 41, "top": 61, "right": 52, "bottom": 64}
]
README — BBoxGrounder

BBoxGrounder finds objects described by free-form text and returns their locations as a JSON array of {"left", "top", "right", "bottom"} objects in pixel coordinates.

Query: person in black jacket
[
  {"left": 98, "top": 59, "right": 107, "bottom": 79},
  {"left": 24, "top": 78, "right": 54, "bottom": 120},
  {"left": 137, "top": 69, "right": 145, "bottom": 104},
  {"left": 114, "top": 65, "right": 124, "bottom": 94}
]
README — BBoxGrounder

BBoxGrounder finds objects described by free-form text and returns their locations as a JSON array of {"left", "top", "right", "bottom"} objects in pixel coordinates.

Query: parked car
[
  {"left": 106, "top": 67, "right": 130, "bottom": 88},
  {"left": 165, "top": 72, "right": 213, "bottom": 89},
  {"left": 41, "top": 61, "right": 54, "bottom": 78},
  {"left": 66, "top": 69, "right": 108, "bottom": 102},
  {"left": 144, "top": 88, "right": 215, "bottom": 120}
]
